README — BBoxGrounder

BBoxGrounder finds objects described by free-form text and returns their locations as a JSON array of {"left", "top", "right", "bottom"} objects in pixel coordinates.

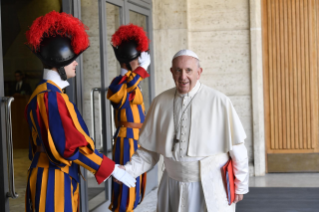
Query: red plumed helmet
[
  {"left": 111, "top": 24, "right": 149, "bottom": 63},
  {"left": 25, "top": 11, "right": 90, "bottom": 72},
  {"left": 26, "top": 11, "right": 89, "bottom": 54}
]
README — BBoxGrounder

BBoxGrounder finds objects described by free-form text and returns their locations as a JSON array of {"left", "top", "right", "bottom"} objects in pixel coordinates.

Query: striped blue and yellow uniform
[
  {"left": 25, "top": 80, "right": 115, "bottom": 212},
  {"left": 107, "top": 67, "right": 149, "bottom": 212}
]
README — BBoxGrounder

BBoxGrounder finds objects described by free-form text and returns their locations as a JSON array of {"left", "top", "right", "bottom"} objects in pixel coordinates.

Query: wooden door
[{"left": 262, "top": 0, "right": 319, "bottom": 172}]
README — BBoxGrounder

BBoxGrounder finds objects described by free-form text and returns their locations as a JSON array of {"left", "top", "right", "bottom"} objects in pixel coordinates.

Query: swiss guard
[
  {"left": 25, "top": 11, "right": 135, "bottom": 212},
  {"left": 107, "top": 24, "right": 150, "bottom": 212}
]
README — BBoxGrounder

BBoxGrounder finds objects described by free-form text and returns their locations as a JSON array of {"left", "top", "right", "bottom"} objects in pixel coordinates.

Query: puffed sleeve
[
  {"left": 38, "top": 91, "right": 115, "bottom": 184},
  {"left": 124, "top": 147, "right": 160, "bottom": 178},
  {"left": 225, "top": 99, "right": 249, "bottom": 194},
  {"left": 225, "top": 99, "right": 247, "bottom": 150},
  {"left": 107, "top": 67, "right": 149, "bottom": 109},
  {"left": 229, "top": 143, "right": 249, "bottom": 194}
]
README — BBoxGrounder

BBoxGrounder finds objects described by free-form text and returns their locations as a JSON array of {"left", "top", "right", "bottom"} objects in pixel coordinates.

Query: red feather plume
[
  {"left": 111, "top": 24, "right": 149, "bottom": 51},
  {"left": 26, "top": 11, "right": 89, "bottom": 54}
]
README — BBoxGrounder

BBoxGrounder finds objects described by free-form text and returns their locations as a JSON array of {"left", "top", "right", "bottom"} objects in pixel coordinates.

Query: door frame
[
  {"left": 62, "top": 1, "right": 89, "bottom": 211},
  {"left": 0, "top": 0, "right": 10, "bottom": 210}
]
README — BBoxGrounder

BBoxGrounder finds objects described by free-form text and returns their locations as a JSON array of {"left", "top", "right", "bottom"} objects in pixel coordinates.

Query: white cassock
[{"left": 125, "top": 82, "right": 249, "bottom": 212}]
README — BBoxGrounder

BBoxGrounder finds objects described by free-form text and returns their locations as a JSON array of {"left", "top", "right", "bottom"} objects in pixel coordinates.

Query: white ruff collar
[{"left": 43, "top": 69, "right": 69, "bottom": 90}]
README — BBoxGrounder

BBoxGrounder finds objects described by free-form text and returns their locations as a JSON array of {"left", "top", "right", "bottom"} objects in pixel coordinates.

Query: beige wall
[{"left": 152, "top": 0, "right": 256, "bottom": 177}]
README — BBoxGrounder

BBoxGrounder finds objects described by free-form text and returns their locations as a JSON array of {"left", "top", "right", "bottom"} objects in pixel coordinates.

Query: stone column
[{"left": 250, "top": 0, "right": 266, "bottom": 176}]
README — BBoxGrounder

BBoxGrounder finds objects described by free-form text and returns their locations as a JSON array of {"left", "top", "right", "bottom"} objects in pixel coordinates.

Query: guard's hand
[
  {"left": 138, "top": 52, "right": 151, "bottom": 71},
  {"left": 111, "top": 165, "right": 136, "bottom": 187},
  {"left": 233, "top": 194, "right": 244, "bottom": 204}
]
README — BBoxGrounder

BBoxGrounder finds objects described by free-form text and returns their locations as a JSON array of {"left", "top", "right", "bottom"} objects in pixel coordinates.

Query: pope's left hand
[{"left": 233, "top": 194, "right": 243, "bottom": 204}]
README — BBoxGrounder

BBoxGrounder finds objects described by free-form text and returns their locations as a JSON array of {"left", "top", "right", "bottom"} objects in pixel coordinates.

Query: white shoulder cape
[{"left": 139, "top": 84, "right": 246, "bottom": 157}]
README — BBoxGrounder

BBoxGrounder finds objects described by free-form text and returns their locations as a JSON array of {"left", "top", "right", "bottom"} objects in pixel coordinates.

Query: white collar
[
  {"left": 121, "top": 68, "right": 128, "bottom": 76},
  {"left": 177, "top": 81, "right": 201, "bottom": 98},
  {"left": 43, "top": 69, "right": 69, "bottom": 90}
]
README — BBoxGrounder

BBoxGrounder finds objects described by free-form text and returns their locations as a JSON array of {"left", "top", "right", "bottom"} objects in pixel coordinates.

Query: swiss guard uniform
[
  {"left": 24, "top": 11, "right": 135, "bottom": 212},
  {"left": 107, "top": 24, "right": 150, "bottom": 212}
]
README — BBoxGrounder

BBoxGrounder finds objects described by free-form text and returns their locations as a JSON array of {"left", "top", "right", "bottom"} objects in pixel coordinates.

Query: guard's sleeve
[
  {"left": 39, "top": 91, "right": 115, "bottom": 184},
  {"left": 124, "top": 147, "right": 160, "bottom": 178},
  {"left": 229, "top": 143, "right": 249, "bottom": 194},
  {"left": 107, "top": 67, "right": 149, "bottom": 109}
]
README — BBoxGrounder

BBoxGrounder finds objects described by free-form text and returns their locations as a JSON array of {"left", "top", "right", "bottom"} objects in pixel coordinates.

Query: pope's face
[
  {"left": 64, "top": 60, "right": 78, "bottom": 79},
  {"left": 170, "top": 56, "right": 203, "bottom": 94}
]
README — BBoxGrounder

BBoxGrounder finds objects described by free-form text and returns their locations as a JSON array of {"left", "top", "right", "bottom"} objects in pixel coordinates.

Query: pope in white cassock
[{"left": 121, "top": 49, "right": 249, "bottom": 212}]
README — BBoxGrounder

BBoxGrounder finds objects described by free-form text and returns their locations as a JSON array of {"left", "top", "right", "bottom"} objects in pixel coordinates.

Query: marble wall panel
[
  {"left": 188, "top": 0, "right": 249, "bottom": 31},
  {"left": 200, "top": 72, "right": 250, "bottom": 96},
  {"left": 190, "top": 30, "right": 251, "bottom": 96},
  {"left": 190, "top": 30, "right": 250, "bottom": 75},
  {"left": 153, "top": 29, "right": 189, "bottom": 95},
  {"left": 153, "top": 0, "right": 188, "bottom": 30}
]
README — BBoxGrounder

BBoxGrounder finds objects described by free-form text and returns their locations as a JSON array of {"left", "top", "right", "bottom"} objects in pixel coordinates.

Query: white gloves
[
  {"left": 111, "top": 165, "right": 136, "bottom": 188},
  {"left": 138, "top": 52, "right": 151, "bottom": 71}
]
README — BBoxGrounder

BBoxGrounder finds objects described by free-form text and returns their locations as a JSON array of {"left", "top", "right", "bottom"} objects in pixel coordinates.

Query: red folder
[{"left": 222, "top": 159, "right": 235, "bottom": 205}]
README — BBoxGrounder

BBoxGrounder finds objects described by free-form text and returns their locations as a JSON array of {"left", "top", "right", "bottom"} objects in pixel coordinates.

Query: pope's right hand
[{"left": 111, "top": 164, "right": 136, "bottom": 188}]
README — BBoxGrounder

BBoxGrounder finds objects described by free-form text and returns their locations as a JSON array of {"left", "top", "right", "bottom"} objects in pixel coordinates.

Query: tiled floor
[
  {"left": 9, "top": 149, "right": 31, "bottom": 212},
  {"left": 8, "top": 149, "right": 319, "bottom": 212}
]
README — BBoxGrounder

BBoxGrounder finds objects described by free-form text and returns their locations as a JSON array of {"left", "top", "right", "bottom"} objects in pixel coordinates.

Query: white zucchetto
[{"left": 173, "top": 49, "right": 199, "bottom": 60}]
